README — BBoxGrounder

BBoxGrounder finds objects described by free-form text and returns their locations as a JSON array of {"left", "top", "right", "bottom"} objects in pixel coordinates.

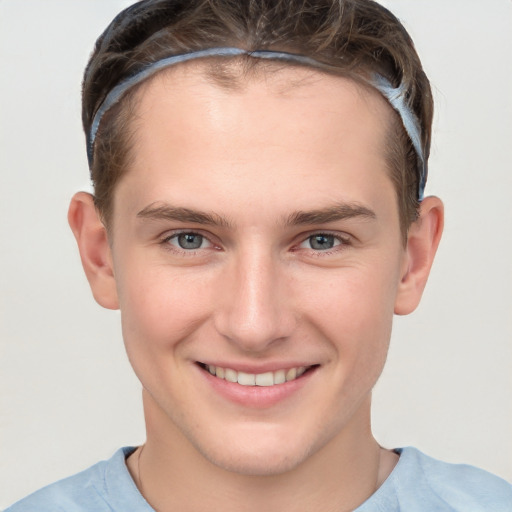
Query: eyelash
[
  {"left": 158, "top": 230, "right": 352, "bottom": 257},
  {"left": 295, "top": 231, "right": 352, "bottom": 256},
  {"left": 159, "top": 230, "right": 217, "bottom": 256}
]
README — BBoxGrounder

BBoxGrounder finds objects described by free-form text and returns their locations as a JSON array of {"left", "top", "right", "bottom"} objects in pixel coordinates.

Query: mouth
[{"left": 197, "top": 363, "right": 317, "bottom": 387}]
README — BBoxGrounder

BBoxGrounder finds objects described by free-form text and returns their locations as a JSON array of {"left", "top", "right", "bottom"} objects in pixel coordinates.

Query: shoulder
[
  {"left": 391, "top": 447, "right": 512, "bottom": 511},
  {"left": 5, "top": 447, "right": 151, "bottom": 512}
]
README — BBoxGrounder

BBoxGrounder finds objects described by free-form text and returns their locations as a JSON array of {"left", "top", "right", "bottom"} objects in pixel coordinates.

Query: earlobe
[
  {"left": 68, "top": 192, "right": 119, "bottom": 310},
  {"left": 394, "top": 196, "right": 444, "bottom": 315}
]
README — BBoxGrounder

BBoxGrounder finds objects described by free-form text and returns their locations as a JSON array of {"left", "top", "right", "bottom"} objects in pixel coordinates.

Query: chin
[
  {"left": 203, "top": 444, "right": 311, "bottom": 477},
  {"left": 188, "top": 424, "right": 319, "bottom": 477}
]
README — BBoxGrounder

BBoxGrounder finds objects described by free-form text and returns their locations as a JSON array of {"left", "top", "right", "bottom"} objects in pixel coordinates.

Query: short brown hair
[{"left": 82, "top": 0, "right": 433, "bottom": 237}]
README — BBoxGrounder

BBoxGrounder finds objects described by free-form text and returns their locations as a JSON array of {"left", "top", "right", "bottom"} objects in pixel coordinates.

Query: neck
[{"left": 127, "top": 391, "right": 396, "bottom": 512}]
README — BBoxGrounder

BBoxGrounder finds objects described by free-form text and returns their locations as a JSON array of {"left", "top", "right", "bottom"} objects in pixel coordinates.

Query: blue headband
[{"left": 88, "top": 47, "right": 427, "bottom": 199}]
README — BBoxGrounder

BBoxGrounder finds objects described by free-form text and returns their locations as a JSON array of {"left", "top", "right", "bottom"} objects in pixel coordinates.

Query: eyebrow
[
  {"left": 137, "top": 203, "right": 232, "bottom": 228},
  {"left": 285, "top": 202, "right": 376, "bottom": 226},
  {"left": 136, "top": 201, "right": 376, "bottom": 228}
]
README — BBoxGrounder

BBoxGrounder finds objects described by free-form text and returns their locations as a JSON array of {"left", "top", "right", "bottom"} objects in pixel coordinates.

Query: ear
[
  {"left": 68, "top": 192, "right": 119, "bottom": 310},
  {"left": 394, "top": 196, "right": 444, "bottom": 315}
]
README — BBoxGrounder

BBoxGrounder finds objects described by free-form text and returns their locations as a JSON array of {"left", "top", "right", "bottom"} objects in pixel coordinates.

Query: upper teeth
[{"left": 207, "top": 365, "right": 308, "bottom": 386}]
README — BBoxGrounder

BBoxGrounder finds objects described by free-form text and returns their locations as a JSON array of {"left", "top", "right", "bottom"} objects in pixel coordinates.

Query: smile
[{"left": 199, "top": 364, "right": 313, "bottom": 387}]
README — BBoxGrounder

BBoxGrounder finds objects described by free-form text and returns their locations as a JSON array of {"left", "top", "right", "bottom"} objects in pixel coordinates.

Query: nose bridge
[{"left": 214, "top": 244, "right": 295, "bottom": 351}]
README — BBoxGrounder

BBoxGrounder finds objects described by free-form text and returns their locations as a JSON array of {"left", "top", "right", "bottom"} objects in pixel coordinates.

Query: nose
[{"left": 213, "top": 247, "right": 297, "bottom": 353}]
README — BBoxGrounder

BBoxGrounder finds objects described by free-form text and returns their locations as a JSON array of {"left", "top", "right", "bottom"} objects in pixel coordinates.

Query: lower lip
[{"left": 197, "top": 365, "right": 317, "bottom": 408}]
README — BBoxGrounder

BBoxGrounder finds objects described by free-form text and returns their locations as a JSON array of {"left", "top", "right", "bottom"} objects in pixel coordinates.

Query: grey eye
[
  {"left": 307, "top": 234, "right": 338, "bottom": 250},
  {"left": 176, "top": 233, "right": 204, "bottom": 250}
]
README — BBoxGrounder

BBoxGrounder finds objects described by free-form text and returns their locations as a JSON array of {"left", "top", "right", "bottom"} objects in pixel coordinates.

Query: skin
[{"left": 69, "top": 64, "right": 443, "bottom": 512}]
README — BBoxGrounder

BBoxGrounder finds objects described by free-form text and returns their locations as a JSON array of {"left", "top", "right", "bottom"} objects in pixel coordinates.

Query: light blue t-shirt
[{"left": 6, "top": 446, "right": 512, "bottom": 511}]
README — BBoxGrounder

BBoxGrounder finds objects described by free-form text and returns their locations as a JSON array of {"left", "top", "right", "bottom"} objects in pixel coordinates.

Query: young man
[{"left": 6, "top": 0, "right": 512, "bottom": 510}]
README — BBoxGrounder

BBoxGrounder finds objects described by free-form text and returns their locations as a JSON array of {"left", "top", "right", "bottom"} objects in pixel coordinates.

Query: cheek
[
  {"left": 116, "top": 264, "right": 218, "bottom": 403},
  {"left": 300, "top": 260, "right": 399, "bottom": 330},
  {"left": 297, "top": 263, "right": 399, "bottom": 378},
  {"left": 116, "top": 260, "right": 214, "bottom": 354}
]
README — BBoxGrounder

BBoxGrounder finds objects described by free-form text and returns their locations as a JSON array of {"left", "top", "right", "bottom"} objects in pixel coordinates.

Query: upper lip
[{"left": 197, "top": 361, "right": 318, "bottom": 373}]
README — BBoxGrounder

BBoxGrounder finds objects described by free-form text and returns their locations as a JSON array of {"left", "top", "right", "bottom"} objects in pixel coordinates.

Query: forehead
[
  {"left": 132, "top": 61, "right": 392, "bottom": 138},
  {"left": 116, "top": 62, "right": 396, "bottom": 221}
]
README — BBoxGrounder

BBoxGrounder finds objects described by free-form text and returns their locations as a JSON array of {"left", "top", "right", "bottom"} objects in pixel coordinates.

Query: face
[{"left": 108, "top": 64, "right": 408, "bottom": 475}]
